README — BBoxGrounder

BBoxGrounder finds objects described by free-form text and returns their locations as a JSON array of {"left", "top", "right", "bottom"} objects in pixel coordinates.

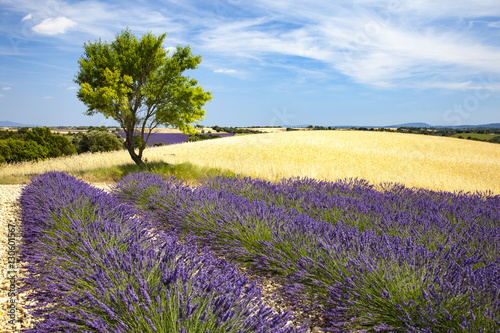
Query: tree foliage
[
  {"left": 74, "top": 28, "right": 212, "bottom": 164},
  {"left": 2, "top": 138, "right": 48, "bottom": 163},
  {"left": 0, "top": 128, "right": 76, "bottom": 164},
  {"left": 0, "top": 140, "right": 10, "bottom": 164},
  {"left": 73, "top": 130, "right": 124, "bottom": 154},
  {"left": 25, "top": 127, "right": 77, "bottom": 158}
]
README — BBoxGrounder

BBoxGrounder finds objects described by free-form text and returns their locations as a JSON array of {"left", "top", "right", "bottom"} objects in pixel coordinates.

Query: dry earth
[{"left": 0, "top": 185, "right": 33, "bottom": 332}]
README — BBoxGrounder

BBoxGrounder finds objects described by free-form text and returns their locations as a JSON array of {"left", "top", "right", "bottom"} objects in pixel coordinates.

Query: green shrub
[
  {"left": 25, "top": 127, "right": 77, "bottom": 158},
  {"left": 489, "top": 136, "right": 500, "bottom": 144},
  {"left": 187, "top": 133, "right": 221, "bottom": 142},
  {"left": 76, "top": 130, "right": 124, "bottom": 154},
  {"left": 0, "top": 140, "right": 10, "bottom": 164},
  {"left": 3, "top": 138, "right": 49, "bottom": 162}
]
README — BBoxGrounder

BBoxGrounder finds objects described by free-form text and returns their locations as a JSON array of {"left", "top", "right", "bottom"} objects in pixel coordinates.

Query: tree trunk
[
  {"left": 129, "top": 148, "right": 144, "bottom": 165},
  {"left": 124, "top": 128, "right": 144, "bottom": 165}
]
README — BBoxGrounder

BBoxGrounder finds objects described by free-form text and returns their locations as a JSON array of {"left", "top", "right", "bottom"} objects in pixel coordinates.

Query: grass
[
  {"left": 0, "top": 159, "right": 235, "bottom": 185},
  {"left": 451, "top": 132, "right": 498, "bottom": 141},
  {"left": 1, "top": 130, "right": 499, "bottom": 194},
  {"left": 78, "top": 161, "right": 236, "bottom": 185}
]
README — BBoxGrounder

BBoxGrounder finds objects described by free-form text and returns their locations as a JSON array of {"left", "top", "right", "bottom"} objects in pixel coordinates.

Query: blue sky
[{"left": 0, "top": 0, "right": 499, "bottom": 127}]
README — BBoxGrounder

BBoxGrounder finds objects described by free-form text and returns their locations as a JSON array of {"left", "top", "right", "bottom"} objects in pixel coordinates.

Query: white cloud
[
  {"left": 165, "top": 46, "right": 177, "bottom": 54},
  {"left": 43, "top": 96, "right": 53, "bottom": 99},
  {"left": 22, "top": 13, "right": 32, "bottom": 21},
  {"left": 197, "top": 0, "right": 500, "bottom": 89},
  {"left": 66, "top": 86, "right": 77, "bottom": 90},
  {"left": 4, "top": 0, "right": 500, "bottom": 90},
  {"left": 214, "top": 69, "right": 237, "bottom": 74},
  {"left": 2, "top": 0, "right": 186, "bottom": 45},
  {"left": 327, "top": 23, "right": 500, "bottom": 87},
  {"left": 2, "top": 87, "right": 12, "bottom": 91},
  {"left": 420, "top": 81, "right": 500, "bottom": 91},
  {"left": 32, "top": 16, "right": 76, "bottom": 35}
]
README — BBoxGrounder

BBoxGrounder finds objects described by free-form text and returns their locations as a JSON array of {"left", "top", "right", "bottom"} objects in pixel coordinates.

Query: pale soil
[{"left": 0, "top": 185, "right": 33, "bottom": 332}]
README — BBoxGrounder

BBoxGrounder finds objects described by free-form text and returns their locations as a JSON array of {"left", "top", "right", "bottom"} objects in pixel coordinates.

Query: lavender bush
[
  {"left": 202, "top": 176, "right": 500, "bottom": 260},
  {"left": 20, "top": 171, "right": 303, "bottom": 332},
  {"left": 117, "top": 132, "right": 235, "bottom": 147},
  {"left": 114, "top": 172, "right": 500, "bottom": 332}
]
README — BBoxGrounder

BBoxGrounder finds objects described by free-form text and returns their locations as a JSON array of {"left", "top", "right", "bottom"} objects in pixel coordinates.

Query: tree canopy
[{"left": 74, "top": 28, "right": 212, "bottom": 164}]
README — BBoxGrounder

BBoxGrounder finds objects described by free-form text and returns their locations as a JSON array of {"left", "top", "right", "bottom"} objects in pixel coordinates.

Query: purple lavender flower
[
  {"left": 114, "top": 172, "right": 500, "bottom": 332},
  {"left": 20, "top": 171, "right": 305, "bottom": 332}
]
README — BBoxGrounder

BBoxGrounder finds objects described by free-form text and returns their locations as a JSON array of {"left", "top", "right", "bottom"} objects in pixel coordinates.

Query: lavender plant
[
  {"left": 20, "top": 171, "right": 303, "bottom": 332},
  {"left": 117, "top": 131, "right": 235, "bottom": 147},
  {"left": 202, "top": 176, "right": 500, "bottom": 260},
  {"left": 114, "top": 172, "right": 500, "bottom": 332}
]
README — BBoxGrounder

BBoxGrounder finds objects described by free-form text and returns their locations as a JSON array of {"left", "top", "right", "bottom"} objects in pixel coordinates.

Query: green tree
[
  {"left": 0, "top": 140, "right": 10, "bottom": 164},
  {"left": 3, "top": 138, "right": 48, "bottom": 163},
  {"left": 75, "top": 131, "right": 124, "bottom": 154},
  {"left": 25, "top": 127, "right": 76, "bottom": 158},
  {"left": 74, "top": 28, "right": 212, "bottom": 165},
  {"left": 489, "top": 136, "right": 500, "bottom": 144}
]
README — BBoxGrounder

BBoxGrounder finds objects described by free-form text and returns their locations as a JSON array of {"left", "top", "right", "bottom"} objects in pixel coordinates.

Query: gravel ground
[
  {"left": 0, "top": 185, "right": 34, "bottom": 332},
  {"left": 0, "top": 184, "right": 323, "bottom": 332}
]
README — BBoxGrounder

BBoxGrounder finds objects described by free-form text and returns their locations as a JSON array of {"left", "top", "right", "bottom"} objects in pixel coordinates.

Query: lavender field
[
  {"left": 19, "top": 171, "right": 500, "bottom": 332},
  {"left": 117, "top": 131, "right": 235, "bottom": 146},
  {"left": 19, "top": 172, "right": 303, "bottom": 332}
]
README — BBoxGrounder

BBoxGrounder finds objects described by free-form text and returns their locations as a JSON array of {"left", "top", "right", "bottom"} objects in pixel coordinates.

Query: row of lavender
[
  {"left": 118, "top": 132, "right": 235, "bottom": 146},
  {"left": 19, "top": 172, "right": 304, "bottom": 332},
  {"left": 202, "top": 176, "right": 500, "bottom": 260},
  {"left": 113, "top": 172, "right": 500, "bottom": 332}
]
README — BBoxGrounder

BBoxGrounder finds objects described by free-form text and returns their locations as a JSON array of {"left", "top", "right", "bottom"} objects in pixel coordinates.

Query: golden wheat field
[{"left": 1, "top": 130, "right": 499, "bottom": 194}]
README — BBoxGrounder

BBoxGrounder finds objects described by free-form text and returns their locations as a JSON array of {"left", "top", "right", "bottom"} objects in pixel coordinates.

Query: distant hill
[
  {"left": 0, "top": 120, "right": 38, "bottom": 127},
  {"left": 288, "top": 122, "right": 500, "bottom": 129},
  {"left": 435, "top": 123, "right": 500, "bottom": 129},
  {"left": 394, "top": 123, "right": 500, "bottom": 129},
  {"left": 386, "top": 122, "right": 433, "bottom": 128}
]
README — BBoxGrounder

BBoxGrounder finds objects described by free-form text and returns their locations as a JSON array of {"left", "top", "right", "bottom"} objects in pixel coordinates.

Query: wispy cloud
[
  {"left": 214, "top": 69, "right": 237, "bottom": 74},
  {"left": 2, "top": 0, "right": 499, "bottom": 91},
  {"left": 22, "top": 13, "right": 32, "bottom": 21},
  {"left": 193, "top": 0, "right": 500, "bottom": 89},
  {"left": 1, "top": 0, "right": 185, "bottom": 46},
  {"left": 66, "top": 86, "right": 77, "bottom": 90},
  {"left": 2, "top": 87, "right": 12, "bottom": 91},
  {"left": 43, "top": 96, "right": 53, "bottom": 99},
  {"left": 164, "top": 46, "right": 177, "bottom": 54},
  {"left": 0, "top": 94, "right": 4, "bottom": 98}
]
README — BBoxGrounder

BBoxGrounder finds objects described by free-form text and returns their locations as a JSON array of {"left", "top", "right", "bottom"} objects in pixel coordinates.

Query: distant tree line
[
  {"left": 0, "top": 127, "right": 76, "bottom": 164},
  {"left": 396, "top": 127, "right": 500, "bottom": 144},
  {"left": 211, "top": 126, "right": 262, "bottom": 134},
  {"left": 187, "top": 133, "right": 222, "bottom": 142},
  {"left": 298, "top": 125, "right": 500, "bottom": 144},
  {"left": 0, "top": 126, "right": 125, "bottom": 164},
  {"left": 299, "top": 125, "right": 395, "bottom": 132}
]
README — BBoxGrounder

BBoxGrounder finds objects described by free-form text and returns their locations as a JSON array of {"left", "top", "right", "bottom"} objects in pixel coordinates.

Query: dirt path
[{"left": 0, "top": 185, "right": 34, "bottom": 332}]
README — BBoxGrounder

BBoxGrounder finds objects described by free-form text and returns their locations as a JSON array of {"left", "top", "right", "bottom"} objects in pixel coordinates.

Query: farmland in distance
[
  {"left": 117, "top": 131, "right": 235, "bottom": 146},
  {"left": 150, "top": 130, "right": 500, "bottom": 194},
  {"left": 1, "top": 130, "right": 499, "bottom": 194}
]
